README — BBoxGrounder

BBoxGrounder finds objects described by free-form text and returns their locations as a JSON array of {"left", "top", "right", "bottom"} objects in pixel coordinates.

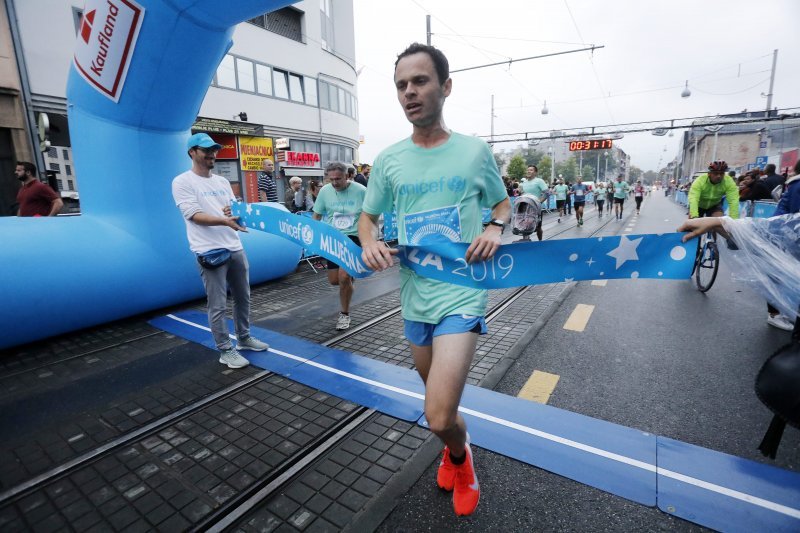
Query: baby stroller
[{"left": 511, "top": 194, "right": 542, "bottom": 242}]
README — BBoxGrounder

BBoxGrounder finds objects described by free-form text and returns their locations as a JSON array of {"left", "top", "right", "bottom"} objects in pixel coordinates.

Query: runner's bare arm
[
  {"left": 358, "top": 212, "right": 397, "bottom": 271},
  {"left": 466, "top": 197, "right": 511, "bottom": 263}
]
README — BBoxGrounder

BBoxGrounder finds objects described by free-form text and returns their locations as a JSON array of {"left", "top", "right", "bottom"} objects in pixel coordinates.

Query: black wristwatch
[{"left": 488, "top": 219, "right": 505, "bottom": 231}]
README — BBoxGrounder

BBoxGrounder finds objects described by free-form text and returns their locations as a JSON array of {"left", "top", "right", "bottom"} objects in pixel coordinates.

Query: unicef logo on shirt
[
  {"left": 447, "top": 176, "right": 466, "bottom": 193},
  {"left": 301, "top": 225, "right": 314, "bottom": 245}
]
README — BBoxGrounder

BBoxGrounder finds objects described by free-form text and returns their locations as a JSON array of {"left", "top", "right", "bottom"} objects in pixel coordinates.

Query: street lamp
[
  {"left": 681, "top": 80, "right": 691, "bottom": 98},
  {"left": 541, "top": 100, "right": 549, "bottom": 115},
  {"left": 548, "top": 146, "right": 555, "bottom": 183},
  {"left": 603, "top": 151, "right": 609, "bottom": 181}
]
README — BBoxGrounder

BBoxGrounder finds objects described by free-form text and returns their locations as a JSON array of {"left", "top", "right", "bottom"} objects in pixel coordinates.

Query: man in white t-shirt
[{"left": 172, "top": 133, "right": 269, "bottom": 368}]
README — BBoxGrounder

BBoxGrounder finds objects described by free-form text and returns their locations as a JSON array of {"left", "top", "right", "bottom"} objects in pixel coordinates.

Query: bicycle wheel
[{"left": 695, "top": 240, "right": 719, "bottom": 292}]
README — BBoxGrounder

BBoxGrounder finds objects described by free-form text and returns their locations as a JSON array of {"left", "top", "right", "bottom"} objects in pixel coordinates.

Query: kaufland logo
[
  {"left": 80, "top": 9, "right": 95, "bottom": 44},
  {"left": 73, "top": 0, "right": 145, "bottom": 102}
]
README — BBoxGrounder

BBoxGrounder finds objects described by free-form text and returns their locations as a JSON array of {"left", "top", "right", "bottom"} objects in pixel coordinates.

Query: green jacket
[{"left": 688, "top": 173, "right": 739, "bottom": 219}]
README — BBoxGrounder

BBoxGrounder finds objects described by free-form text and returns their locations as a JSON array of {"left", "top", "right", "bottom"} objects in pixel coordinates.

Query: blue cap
[{"left": 187, "top": 133, "right": 222, "bottom": 151}]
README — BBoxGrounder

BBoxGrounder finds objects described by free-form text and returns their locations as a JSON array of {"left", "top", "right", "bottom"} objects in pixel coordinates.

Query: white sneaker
[
  {"left": 237, "top": 336, "right": 269, "bottom": 351},
  {"left": 767, "top": 314, "right": 795, "bottom": 331},
  {"left": 219, "top": 347, "right": 250, "bottom": 368},
  {"left": 336, "top": 312, "right": 351, "bottom": 330}
]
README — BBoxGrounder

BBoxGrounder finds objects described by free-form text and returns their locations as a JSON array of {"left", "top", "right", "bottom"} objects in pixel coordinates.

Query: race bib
[
  {"left": 574, "top": 189, "right": 585, "bottom": 199},
  {"left": 404, "top": 205, "right": 462, "bottom": 245},
  {"left": 332, "top": 212, "right": 354, "bottom": 231}
]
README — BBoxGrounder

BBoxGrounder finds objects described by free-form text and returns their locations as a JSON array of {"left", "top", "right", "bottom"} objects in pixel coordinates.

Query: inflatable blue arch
[{"left": 0, "top": 0, "right": 300, "bottom": 349}]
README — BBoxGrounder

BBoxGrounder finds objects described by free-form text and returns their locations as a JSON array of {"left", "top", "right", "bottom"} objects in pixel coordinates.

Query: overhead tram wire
[
  {"left": 480, "top": 106, "right": 800, "bottom": 144},
  {"left": 563, "top": 0, "right": 614, "bottom": 123}
]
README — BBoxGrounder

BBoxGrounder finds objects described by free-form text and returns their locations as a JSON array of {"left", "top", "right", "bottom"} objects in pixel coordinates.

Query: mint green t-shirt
[
  {"left": 554, "top": 184, "right": 568, "bottom": 200},
  {"left": 312, "top": 181, "right": 366, "bottom": 236},
  {"left": 613, "top": 181, "right": 630, "bottom": 199},
  {"left": 363, "top": 132, "right": 508, "bottom": 324},
  {"left": 521, "top": 177, "right": 548, "bottom": 200}
]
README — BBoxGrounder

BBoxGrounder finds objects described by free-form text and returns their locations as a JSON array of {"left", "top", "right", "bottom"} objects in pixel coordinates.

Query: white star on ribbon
[
  {"left": 245, "top": 203, "right": 253, "bottom": 215},
  {"left": 586, "top": 257, "right": 595, "bottom": 268},
  {"left": 606, "top": 235, "right": 643, "bottom": 269}
]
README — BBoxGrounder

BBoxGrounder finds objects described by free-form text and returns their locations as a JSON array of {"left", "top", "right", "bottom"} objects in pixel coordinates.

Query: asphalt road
[{"left": 379, "top": 193, "right": 799, "bottom": 532}]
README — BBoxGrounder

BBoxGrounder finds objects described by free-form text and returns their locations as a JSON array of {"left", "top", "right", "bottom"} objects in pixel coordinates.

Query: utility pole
[
  {"left": 426, "top": 15, "right": 431, "bottom": 46},
  {"left": 765, "top": 49, "right": 778, "bottom": 116},
  {"left": 596, "top": 152, "right": 600, "bottom": 182}
]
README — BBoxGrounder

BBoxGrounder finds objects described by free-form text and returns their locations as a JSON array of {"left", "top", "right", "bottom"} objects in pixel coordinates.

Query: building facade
[{"left": 1, "top": 0, "right": 359, "bottom": 213}]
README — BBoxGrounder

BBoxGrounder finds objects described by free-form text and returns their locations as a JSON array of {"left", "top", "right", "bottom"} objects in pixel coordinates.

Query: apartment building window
[
  {"left": 67, "top": 180, "right": 74, "bottom": 191},
  {"left": 62, "top": 148, "right": 69, "bottom": 159},
  {"left": 305, "top": 79, "right": 318, "bottom": 106},
  {"left": 248, "top": 7, "right": 304, "bottom": 43},
  {"left": 289, "top": 74, "right": 304, "bottom": 103},
  {"left": 66, "top": 165, "right": 72, "bottom": 176},
  {"left": 216, "top": 55, "right": 236, "bottom": 88},
  {"left": 318, "top": 80, "right": 357, "bottom": 119},
  {"left": 256, "top": 64, "right": 272, "bottom": 96},
  {"left": 273, "top": 69, "right": 289, "bottom": 99},
  {"left": 49, "top": 163, "right": 60, "bottom": 173},
  {"left": 236, "top": 58, "right": 255, "bottom": 92},
  {"left": 320, "top": 0, "right": 334, "bottom": 52}
]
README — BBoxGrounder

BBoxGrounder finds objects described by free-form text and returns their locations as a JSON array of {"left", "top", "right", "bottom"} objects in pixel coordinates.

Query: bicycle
[{"left": 691, "top": 230, "right": 719, "bottom": 292}]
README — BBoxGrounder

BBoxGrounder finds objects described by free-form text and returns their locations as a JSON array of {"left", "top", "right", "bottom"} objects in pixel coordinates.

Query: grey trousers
[{"left": 198, "top": 250, "right": 251, "bottom": 350}]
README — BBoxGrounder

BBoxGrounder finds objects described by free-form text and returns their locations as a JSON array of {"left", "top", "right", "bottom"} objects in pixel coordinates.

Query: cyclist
[{"left": 688, "top": 161, "right": 740, "bottom": 220}]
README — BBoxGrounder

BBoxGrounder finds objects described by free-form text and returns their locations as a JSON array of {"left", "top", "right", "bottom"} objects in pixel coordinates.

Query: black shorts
[
  {"left": 573, "top": 201, "right": 585, "bottom": 208},
  {"left": 596, "top": 199, "right": 605, "bottom": 205},
  {"left": 326, "top": 235, "right": 361, "bottom": 269},
  {"left": 635, "top": 196, "right": 643, "bottom": 206},
  {"left": 698, "top": 204, "right": 723, "bottom": 217},
  {"left": 614, "top": 197, "right": 625, "bottom": 205},
  {"left": 556, "top": 199, "right": 566, "bottom": 210}
]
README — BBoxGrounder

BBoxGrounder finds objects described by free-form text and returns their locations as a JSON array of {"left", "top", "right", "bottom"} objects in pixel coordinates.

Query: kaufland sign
[{"left": 73, "top": 0, "right": 144, "bottom": 102}]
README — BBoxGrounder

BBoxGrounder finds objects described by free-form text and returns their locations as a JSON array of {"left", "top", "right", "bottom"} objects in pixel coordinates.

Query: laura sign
[
  {"left": 73, "top": 0, "right": 145, "bottom": 102},
  {"left": 284, "top": 151, "right": 321, "bottom": 167}
]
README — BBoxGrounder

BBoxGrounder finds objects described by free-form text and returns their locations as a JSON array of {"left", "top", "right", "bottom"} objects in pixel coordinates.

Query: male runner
[
  {"left": 634, "top": 180, "right": 645, "bottom": 214},
  {"left": 553, "top": 177, "right": 568, "bottom": 223},
  {"left": 572, "top": 177, "right": 587, "bottom": 225},
  {"left": 613, "top": 175, "right": 630, "bottom": 219},
  {"left": 313, "top": 161, "right": 367, "bottom": 330},
  {"left": 520, "top": 164, "right": 548, "bottom": 240},
  {"left": 358, "top": 43, "right": 510, "bottom": 517}
]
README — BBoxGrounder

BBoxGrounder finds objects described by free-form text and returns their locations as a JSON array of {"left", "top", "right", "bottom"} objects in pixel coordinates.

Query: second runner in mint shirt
[
  {"left": 521, "top": 177, "right": 549, "bottom": 200},
  {"left": 312, "top": 181, "right": 367, "bottom": 236},
  {"left": 363, "top": 132, "right": 508, "bottom": 324}
]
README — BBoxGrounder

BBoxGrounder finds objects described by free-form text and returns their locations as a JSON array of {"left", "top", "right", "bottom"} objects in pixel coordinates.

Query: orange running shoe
[
  {"left": 452, "top": 443, "right": 480, "bottom": 516},
  {"left": 436, "top": 446, "right": 456, "bottom": 491}
]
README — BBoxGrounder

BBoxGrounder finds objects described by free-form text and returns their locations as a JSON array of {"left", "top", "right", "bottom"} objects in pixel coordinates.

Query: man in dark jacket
[{"left": 763, "top": 164, "right": 786, "bottom": 195}]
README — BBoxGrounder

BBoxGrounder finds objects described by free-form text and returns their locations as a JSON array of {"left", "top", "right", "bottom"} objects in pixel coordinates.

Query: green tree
[
  {"left": 507, "top": 154, "right": 527, "bottom": 181},
  {"left": 538, "top": 156, "right": 553, "bottom": 184},
  {"left": 629, "top": 166, "right": 643, "bottom": 181},
  {"left": 522, "top": 147, "right": 545, "bottom": 168}
]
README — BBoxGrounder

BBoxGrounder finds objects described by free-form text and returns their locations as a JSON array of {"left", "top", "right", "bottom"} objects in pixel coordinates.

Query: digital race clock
[{"left": 568, "top": 139, "right": 613, "bottom": 151}]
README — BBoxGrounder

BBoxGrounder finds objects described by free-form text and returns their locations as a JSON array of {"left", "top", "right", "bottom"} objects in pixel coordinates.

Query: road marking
[
  {"left": 563, "top": 304, "right": 594, "bottom": 332},
  {"left": 591, "top": 280, "right": 607, "bottom": 286},
  {"left": 518, "top": 370, "right": 560, "bottom": 404}
]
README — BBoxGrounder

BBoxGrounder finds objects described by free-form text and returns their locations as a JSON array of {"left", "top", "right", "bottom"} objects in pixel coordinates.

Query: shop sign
[
  {"left": 193, "top": 117, "right": 263, "bottom": 136},
  {"left": 275, "top": 138, "right": 290, "bottom": 150},
  {"left": 239, "top": 136, "right": 274, "bottom": 171},
  {"left": 283, "top": 151, "right": 321, "bottom": 168},
  {"left": 73, "top": 0, "right": 145, "bottom": 102},
  {"left": 209, "top": 134, "right": 237, "bottom": 159}
]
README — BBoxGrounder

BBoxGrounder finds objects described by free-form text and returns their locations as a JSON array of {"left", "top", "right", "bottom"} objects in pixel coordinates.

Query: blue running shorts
[{"left": 403, "top": 315, "right": 487, "bottom": 347}]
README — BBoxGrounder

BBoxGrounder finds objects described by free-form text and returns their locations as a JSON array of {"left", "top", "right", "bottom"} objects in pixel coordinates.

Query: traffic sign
[{"left": 755, "top": 156, "right": 768, "bottom": 169}]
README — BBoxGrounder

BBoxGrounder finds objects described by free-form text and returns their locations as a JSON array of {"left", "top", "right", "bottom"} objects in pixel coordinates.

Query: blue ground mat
[{"left": 150, "top": 312, "right": 800, "bottom": 531}]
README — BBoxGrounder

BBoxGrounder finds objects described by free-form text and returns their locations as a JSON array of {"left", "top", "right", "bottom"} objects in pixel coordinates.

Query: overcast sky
[{"left": 352, "top": 0, "right": 800, "bottom": 171}]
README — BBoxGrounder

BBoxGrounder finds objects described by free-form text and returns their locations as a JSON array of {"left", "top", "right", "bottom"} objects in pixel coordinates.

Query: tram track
[{"left": 0, "top": 285, "right": 532, "bottom": 532}]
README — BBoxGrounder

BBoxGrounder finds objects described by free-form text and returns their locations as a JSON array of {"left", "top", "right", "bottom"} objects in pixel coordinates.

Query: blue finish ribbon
[
  {"left": 233, "top": 202, "right": 697, "bottom": 288},
  {"left": 232, "top": 201, "right": 372, "bottom": 278}
]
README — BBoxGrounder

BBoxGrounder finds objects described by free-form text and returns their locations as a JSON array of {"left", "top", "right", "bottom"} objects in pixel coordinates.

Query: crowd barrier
[{"left": 671, "top": 192, "right": 777, "bottom": 219}]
